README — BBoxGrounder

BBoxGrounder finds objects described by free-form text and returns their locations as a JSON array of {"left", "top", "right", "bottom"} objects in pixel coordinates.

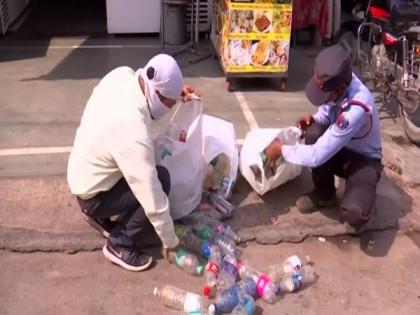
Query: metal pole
[
  {"left": 194, "top": 0, "right": 199, "bottom": 51},
  {"left": 161, "top": 0, "right": 165, "bottom": 48}
]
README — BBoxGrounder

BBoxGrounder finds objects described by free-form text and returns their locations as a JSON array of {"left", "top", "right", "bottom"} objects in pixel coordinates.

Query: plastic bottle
[
  {"left": 153, "top": 285, "right": 202, "bottom": 312},
  {"left": 195, "top": 225, "right": 237, "bottom": 256},
  {"left": 217, "top": 175, "right": 232, "bottom": 200},
  {"left": 236, "top": 278, "right": 258, "bottom": 299},
  {"left": 206, "top": 219, "right": 241, "bottom": 244},
  {"left": 168, "top": 248, "right": 204, "bottom": 276},
  {"left": 267, "top": 255, "right": 305, "bottom": 283},
  {"left": 209, "top": 285, "right": 246, "bottom": 315},
  {"left": 217, "top": 254, "right": 238, "bottom": 292},
  {"left": 279, "top": 265, "right": 317, "bottom": 293},
  {"left": 256, "top": 274, "right": 280, "bottom": 304},
  {"left": 209, "top": 192, "right": 236, "bottom": 218},
  {"left": 209, "top": 278, "right": 256, "bottom": 315},
  {"left": 230, "top": 295, "right": 256, "bottom": 315},
  {"left": 203, "top": 246, "right": 222, "bottom": 298}
]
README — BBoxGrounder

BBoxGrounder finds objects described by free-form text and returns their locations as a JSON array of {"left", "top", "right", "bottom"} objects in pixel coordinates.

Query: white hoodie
[{"left": 67, "top": 66, "right": 179, "bottom": 249}]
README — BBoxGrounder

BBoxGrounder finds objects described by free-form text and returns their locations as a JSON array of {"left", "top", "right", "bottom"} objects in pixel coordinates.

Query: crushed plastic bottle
[
  {"left": 195, "top": 225, "right": 237, "bottom": 256},
  {"left": 267, "top": 255, "right": 306, "bottom": 283},
  {"left": 168, "top": 248, "right": 204, "bottom": 276},
  {"left": 217, "top": 254, "right": 238, "bottom": 292},
  {"left": 209, "top": 278, "right": 257, "bottom": 314},
  {"left": 256, "top": 274, "right": 281, "bottom": 304},
  {"left": 206, "top": 219, "right": 241, "bottom": 244},
  {"left": 279, "top": 265, "right": 317, "bottom": 293},
  {"left": 209, "top": 192, "right": 236, "bottom": 218},
  {"left": 203, "top": 245, "right": 222, "bottom": 298},
  {"left": 153, "top": 285, "right": 203, "bottom": 312},
  {"left": 230, "top": 294, "right": 256, "bottom": 315},
  {"left": 209, "top": 286, "right": 245, "bottom": 314}
]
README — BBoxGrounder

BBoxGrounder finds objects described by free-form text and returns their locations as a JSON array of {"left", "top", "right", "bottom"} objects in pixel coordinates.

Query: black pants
[
  {"left": 77, "top": 166, "right": 171, "bottom": 248},
  {"left": 306, "top": 123, "right": 383, "bottom": 227}
]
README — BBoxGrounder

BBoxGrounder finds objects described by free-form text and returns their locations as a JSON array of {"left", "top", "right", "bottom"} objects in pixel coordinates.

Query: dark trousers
[
  {"left": 77, "top": 166, "right": 171, "bottom": 248},
  {"left": 306, "top": 123, "right": 383, "bottom": 227}
]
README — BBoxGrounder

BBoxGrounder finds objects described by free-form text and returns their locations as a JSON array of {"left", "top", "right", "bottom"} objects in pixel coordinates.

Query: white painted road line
[
  {"left": 0, "top": 44, "right": 178, "bottom": 50},
  {"left": 0, "top": 146, "right": 72, "bottom": 157},
  {"left": 234, "top": 92, "right": 259, "bottom": 130},
  {"left": 0, "top": 139, "right": 246, "bottom": 157}
]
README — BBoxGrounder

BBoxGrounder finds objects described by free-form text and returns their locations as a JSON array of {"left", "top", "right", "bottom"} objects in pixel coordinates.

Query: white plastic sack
[
  {"left": 154, "top": 98, "right": 205, "bottom": 220},
  {"left": 240, "top": 127, "right": 303, "bottom": 196},
  {"left": 202, "top": 115, "right": 239, "bottom": 199}
]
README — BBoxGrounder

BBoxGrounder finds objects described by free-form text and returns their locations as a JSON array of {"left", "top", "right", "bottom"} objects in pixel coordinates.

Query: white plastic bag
[
  {"left": 240, "top": 127, "right": 303, "bottom": 196},
  {"left": 202, "top": 115, "right": 239, "bottom": 200},
  {"left": 154, "top": 98, "right": 205, "bottom": 219}
]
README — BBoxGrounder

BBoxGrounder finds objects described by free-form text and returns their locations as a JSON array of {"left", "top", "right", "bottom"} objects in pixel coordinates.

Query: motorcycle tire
[{"left": 399, "top": 103, "right": 420, "bottom": 145}]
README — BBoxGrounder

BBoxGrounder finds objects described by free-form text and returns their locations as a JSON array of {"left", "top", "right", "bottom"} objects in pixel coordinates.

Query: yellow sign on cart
[{"left": 214, "top": 0, "right": 292, "bottom": 73}]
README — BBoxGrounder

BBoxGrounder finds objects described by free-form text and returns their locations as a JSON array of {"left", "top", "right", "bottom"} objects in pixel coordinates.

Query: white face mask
[{"left": 144, "top": 83, "right": 171, "bottom": 120}]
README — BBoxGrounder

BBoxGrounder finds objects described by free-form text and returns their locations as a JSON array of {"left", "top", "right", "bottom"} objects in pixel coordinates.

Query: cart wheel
[
  {"left": 226, "top": 79, "right": 234, "bottom": 92},
  {"left": 280, "top": 79, "right": 287, "bottom": 91}
]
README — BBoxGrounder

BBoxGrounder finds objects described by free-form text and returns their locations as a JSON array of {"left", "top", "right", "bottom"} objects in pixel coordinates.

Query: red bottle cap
[{"left": 203, "top": 286, "right": 211, "bottom": 296}]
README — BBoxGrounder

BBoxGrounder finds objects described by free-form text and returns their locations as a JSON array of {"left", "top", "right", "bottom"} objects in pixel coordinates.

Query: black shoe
[
  {"left": 102, "top": 241, "right": 153, "bottom": 272},
  {"left": 82, "top": 212, "right": 115, "bottom": 238},
  {"left": 296, "top": 190, "right": 337, "bottom": 213}
]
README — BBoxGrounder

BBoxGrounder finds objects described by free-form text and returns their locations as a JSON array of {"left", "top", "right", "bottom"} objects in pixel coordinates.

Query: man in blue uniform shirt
[{"left": 265, "top": 45, "right": 383, "bottom": 227}]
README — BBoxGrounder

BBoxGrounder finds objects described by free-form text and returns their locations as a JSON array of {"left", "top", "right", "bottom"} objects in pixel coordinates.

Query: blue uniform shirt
[{"left": 282, "top": 74, "right": 382, "bottom": 168}]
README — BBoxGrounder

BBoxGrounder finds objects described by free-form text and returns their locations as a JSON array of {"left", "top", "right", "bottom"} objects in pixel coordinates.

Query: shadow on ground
[{"left": 228, "top": 169, "right": 412, "bottom": 258}]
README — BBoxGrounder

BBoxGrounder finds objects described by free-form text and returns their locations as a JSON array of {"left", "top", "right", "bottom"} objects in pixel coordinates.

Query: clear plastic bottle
[
  {"left": 217, "top": 254, "right": 238, "bottom": 292},
  {"left": 217, "top": 176, "right": 232, "bottom": 200},
  {"left": 196, "top": 225, "right": 237, "bottom": 257},
  {"left": 153, "top": 285, "right": 202, "bottom": 312},
  {"left": 209, "top": 192, "right": 235, "bottom": 218},
  {"left": 230, "top": 294, "right": 256, "bottom": 315},
  {"left": 256, "top": 274, "right": 281, "bottom": 304},
  {"left": 203, "top": 244, "right": 222, "bottom": 298},
  {"left": 236, "top": 278, "right": 258, "bottom": 299},
  {"left": 209, "top": 286, "right": 246, "bottom": 315},
  {"left": 206, "top": 219, "right": 241, "bottom": 244},
  {"left": 279, "top": 265, "right": 317, "bottom": 293},
  {"left": 267, "top": 255, "right": 306, "bottom": 283},
  {"left": 168, "top": 248, "right": 204, "bottom": 276}
]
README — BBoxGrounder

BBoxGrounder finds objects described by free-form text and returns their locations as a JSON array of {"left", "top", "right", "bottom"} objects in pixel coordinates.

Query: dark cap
[{"left": 305, "top": 45, "right": 353, "bottom": 106}]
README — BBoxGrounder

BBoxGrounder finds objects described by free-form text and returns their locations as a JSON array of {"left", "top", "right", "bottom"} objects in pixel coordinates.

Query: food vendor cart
[{"left": 211, "top": 0, "right": 293, "bottom": 91}]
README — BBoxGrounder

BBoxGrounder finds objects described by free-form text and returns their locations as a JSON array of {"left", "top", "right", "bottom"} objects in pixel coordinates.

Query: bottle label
[
  {"left": 222, "top": 261, "right": 238, "bottom": 280},
  {"left": 256, "top": 274, "right": 271, "bottom": 297},
  {"left": 242, "top": 297, "right": 255, "bottom": 315},
  {"left": 290, "top": 272, "right": 303, "bottom": 292},
  {"left": 183, "top": 292, "right": 201, "bottom": 312},
  {"left": 205, "top": 261, "right": 219, "bottom": 275},
  {"left": 201, "top": 241, "right": 212, "bottom": 258}
]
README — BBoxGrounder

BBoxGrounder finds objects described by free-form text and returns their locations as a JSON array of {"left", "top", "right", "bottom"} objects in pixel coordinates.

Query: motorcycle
[{"left": 335, "top": 0, "right": 420, "bottom": 145}]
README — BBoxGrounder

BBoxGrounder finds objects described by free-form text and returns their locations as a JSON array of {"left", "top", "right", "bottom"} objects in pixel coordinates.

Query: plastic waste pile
[
  {"left": 153, "top": 154, "right": 317, "bottom": 314},
  {"left": 154, "top": 211, "right": 318, "bottom": 314}
]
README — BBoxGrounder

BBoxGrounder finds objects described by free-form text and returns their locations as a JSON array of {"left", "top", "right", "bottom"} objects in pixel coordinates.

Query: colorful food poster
[{"left": 215, "top": 0, "right": 292, "bottom": 73}]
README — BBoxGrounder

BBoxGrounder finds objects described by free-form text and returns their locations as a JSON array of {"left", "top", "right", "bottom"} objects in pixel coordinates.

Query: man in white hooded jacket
[{"left": 67, "top": 54, "right": 198, "bottom": 271}]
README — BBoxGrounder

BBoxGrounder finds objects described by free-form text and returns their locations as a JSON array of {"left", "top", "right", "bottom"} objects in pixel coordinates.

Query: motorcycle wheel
[{"left": 398, "top": 93, "right": 420, "bottom": 145}]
